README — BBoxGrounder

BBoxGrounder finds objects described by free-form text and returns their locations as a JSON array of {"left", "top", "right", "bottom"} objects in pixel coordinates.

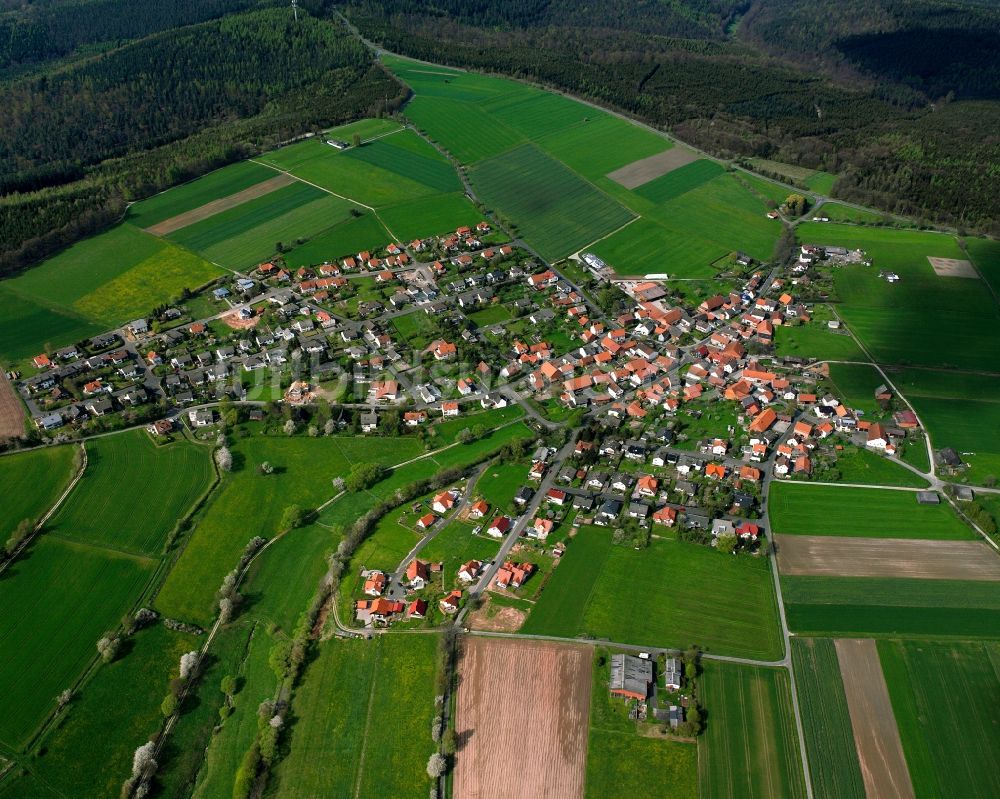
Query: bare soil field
[
  {"left": 0, "top": 373, "right": 25, "bottom": 439},
  {"left": 606, "top": 147, "right": 698, "bottom": 189},
  {"left": 928, "top": 257, "right": 978, "bottom": 278},
  {"left": 220, "top": 311, "right": 260, "bottom": 330},
  {"left": 144, "top": 173, "right": 295, "bottom": 235},
  {"left": 454, "top": 637, "right": 592, "bottom": 799},
  {"left": 835, "top": 639, "right": 915, "bottom": 799},
  {"left": 775, "top": 534, "right": 1000, "bottom": 580},
  {"left": 466, "top": 598, "right": 526, "bottom": 632}
]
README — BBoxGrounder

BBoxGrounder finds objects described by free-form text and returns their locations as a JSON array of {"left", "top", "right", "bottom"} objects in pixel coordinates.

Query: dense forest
[
  {"left": 344, "top": 0, "right": 1000, "bottom": 232},
  {"left": 0, "top": 0, "right": 268, "bottom": 75},
  {"left": 0, "top": 2, "right": 407, "bottom": 277}
]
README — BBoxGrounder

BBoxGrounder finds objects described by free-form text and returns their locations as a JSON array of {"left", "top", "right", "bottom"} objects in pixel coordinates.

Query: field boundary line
[
  {"left": 352, "top": 639, "right": 382, "bottom": 799},
  {"left": 0, "top": 442, "right": 86, "bottom": 578},
  {"left": 570, "top": 214, "right": 640, "bottom": 260}
]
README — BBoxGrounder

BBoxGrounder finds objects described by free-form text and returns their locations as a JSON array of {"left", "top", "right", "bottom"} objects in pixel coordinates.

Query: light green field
[
  {"left": 966, "top": 236, "right": 1000, "bottom": 296},
  {"left": 0, "top": 445, "right": 76, "bottom": 542},
  {"left": 825, "top": 362, "right": 886, "bottom": 416},
  {"left": 812, "top": 445, "right": 929, "bottom": 488},
  {"left": 748, "top": 158, "right": 817, "bottom": 183},
  {"left": 271, "top": 635, "right": 438, "bottom": 799},
  {"left": 0, "top": 536, "right": 155, "bottom": 747},
  {"left": 590, "top": 217, "right": 724, "bottom": 278},
  {"left": 698, "top": 661, "right": 806, "bottom": 799},
  {"left": 30, "top": 624, "right": 196, "bottom": 799},
  {"left": 797, "top": 223, "right": 999, "bottom": 370},
  {"left": 283, "top": 213, "right": 391, "bottom": 268},
  {"left": 126, "top": 160, "right": 279, "bottom": 228},
  {"left": 535, "top": 113, "right": 671, "bottom": 180},
  {"left": 783, "top": 576, "right": 1000, "bottom": 638},
  {"left": 405, "top": 95, "right": 526, "bottom": 164},
  {"left": 378, "top": 192, "right": 482, "bottom": 241},
  {"left": 155, "top": 435, "right": 418, "bottom": 626},
  {"left": 769, "top": 483, "right": 972, "bottom": 539},
  {"left": 879, "top": 640, "right": 1000, "bottom": 799},
  {"left": 633, "top": 159, "right": 724, "bottom": 203},
  {"left": 586, "top": 650, "right": 697, "bottom": 799},
  {"left": 886, "top": 368, "right": 1000, "bottom": 486},
  {"left": 343, "top": 130, "right": 461, "bottom": 193},
  {"left": 818, "top": 202, "right": 888, "bottom": 224},
  {"left": 49, "top": 431, "right": 212, "bottom": 556},
  {"left": 0, "top": 224, "right": 222, "bottom": 361},
  {"left": 524, "top": 527, "right": 783, "bottom": 660},
  {"left": 471, "top": 143, "right": 634, "bottom": 261},
  {"left": 323, "top": 117, "right": 402, "bottom": 142},
  {"left": 790, "top": 639, "right": 865, "bottom": 799},
  {"left": 774, "top": 321, "right": 867, "bottom": 361}
]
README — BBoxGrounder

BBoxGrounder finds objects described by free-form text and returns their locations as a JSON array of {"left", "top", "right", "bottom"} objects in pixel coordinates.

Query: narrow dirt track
[
  {"left": 774, "top": 534, "right": 1000, "bottom": 580},
  {"left": 143, "top": 173, "right": 295, "bottom": 236},
  {"left": 835, "top": 639, "right": 915, "bottom": 799},
  {"left": 454, "top": 637, "right": 592, "bottom": 799}
]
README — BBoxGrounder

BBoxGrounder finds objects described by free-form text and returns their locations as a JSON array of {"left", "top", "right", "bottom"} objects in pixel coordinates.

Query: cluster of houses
[{"left": 609, "top": 653, "right": 686, "bottom": 729}]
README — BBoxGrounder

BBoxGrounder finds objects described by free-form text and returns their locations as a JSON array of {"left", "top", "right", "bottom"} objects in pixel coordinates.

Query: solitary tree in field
[
  {"left": 352, "top": 132, "right": 362, "bottom": 148},
  {"left": 179, "top": 651, "right": 199, "bottom": 681},
  {"left": 97, "top": 634, "right": 120, "bottom": 663},
  {"left": 283, "top": 419, "right": 296, "bottom": 436},
  {"left": 324, "top": 418, "right": 337, "bottom": 435}
]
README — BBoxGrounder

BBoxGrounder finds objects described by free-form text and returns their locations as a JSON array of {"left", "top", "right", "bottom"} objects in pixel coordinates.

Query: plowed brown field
[
  {"left": 454, "top": 637, "right": 592, "bottom": 799},
  {"left": 0, "top": 374, "right": 24, "bottom": 439}
]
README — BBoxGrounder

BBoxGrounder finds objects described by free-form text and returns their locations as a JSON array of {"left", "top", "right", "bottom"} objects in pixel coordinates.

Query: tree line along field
[
  {"left": 878, "top": 639, "right": 1000, "bottom": 799},
  {"left": 798, "top": 222, "right": 1000, "bottom": 371},
  {"left": 522, "top": 526, "right": 784, "bottom": 660},
  {"left": 0, "top": 223, "right": 222, "bottom": 365},
  {"left": 768, "top": 483, "right": 973, "bottom": 540},
  {"left": 267, "top": 635, "right": 439, "bottom": 799},
  {"left": 697, "top": 661, "right": 807, "bottom": 799},
  {"left": 0, "top": 445, "right": 76, "bottom": 541},
  {"left": 790, "top": 639, "right": 865, "bottom": 799},
  {"left": 782, "top": 575, "right": 1000, "bottom": 639},
  {"left": 154, "top": 432, "right": 422, "bottom": 627},
  {"left": 0, "top": 430, "right": 212, "bottom": 750}
]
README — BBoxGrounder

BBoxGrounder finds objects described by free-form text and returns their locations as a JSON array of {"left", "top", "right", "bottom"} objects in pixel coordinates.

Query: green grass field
[
  {"left": 0, "top": 445, "right": 76, "bottom": 541},
  {"left": 126, "top": 161, "right": 279, "bottom": 228},
  {"left": 155, "top": 434, "right": 417, "bottom": 625},
  {"left": 476, "top": 460, "right": 528, "bottom": 512},
  {"left": 790, "top": 638, "right": 865, "bottom": 799},
  {"left": 49, "top": 432, "right": 212, "bottom": 556},
  {"left": 0, "top": 536, "right": 155, "bottom": 747},
  {"left": 0, "top": 224, "right": 222, "bottom": 361},
  {"left": 818, "top": 202, "right": 888, "bottom": 224},
  {"left": 819, "top": 446, "right": 929, "bottom": 488},
  {"left": 586, "top": 650, "right": 697, "bottom": 799},
  {"left": 470, "top": 143, "right": 634, "bottom": 261},
  {"left": 590, "top": 217, "right": 725, "bottom": 278},
  {"left": 417, "top": 521, "right": 500, "bottom": 590},
  {"left": 271, "top": 635, "right": 439, "bottom": 799},
  {"left": 282, "top": 212, "right": 392, "bottom": 268},
  {"left": 783, "top": 575, "right": 1000, "bottom": 638},
  {"left": 167, "top": 182, "right": 356, "bottom": 269},
  {"left": 698, "top": 661, "right": 806, "bottom": 799},
  {"left": 879, "top": 640, "right": 1000, "bottom": 799},
  {"left": 773, "top": 321, "right": 867, "bottom": 361},
  {"left": 30, "top": 624, "right": 196, "bottom": 799},
  {"left": 886, "top": 368, "right": 1000, "bottom": 486},
  {"left": 966, "top": 236, "right": 1000, "bottom": 297},
  {"left": 797, "top": 223, "right": 999, "bottom": 370},
  {"left": 523, "top": 527, "right": 783, "bottom": 660},
  {"left": 405, "top": 94, "right": 526, "bottom": 164},
  {"left": 632, "top": 159, "right": 724, "bottom": 203},
  {"left": 825, "top": 362, "right": 887, "bottom": 417},
  {"left": 769, "top": 483, "right": 972, "bottom": 539},
  {"left": 191, "top": 623, "right": 275, "bottom": 799},
  {"left": 378, "top": 192, "right": 482, "bottom": 241},
  {"left": 343, "top": 130, "right": 461, "bottom": 193}
]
